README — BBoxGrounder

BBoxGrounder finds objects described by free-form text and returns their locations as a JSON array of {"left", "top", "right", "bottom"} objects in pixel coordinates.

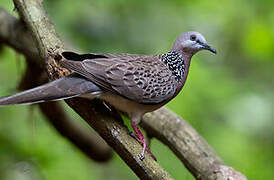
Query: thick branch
[
  {"left": 12, "top": 1, "right": 174, "bottom": 179},
  {"left": 143, "top": 108, "right": 246, "bottom": 179},
  {"left": 18, "top": 60, "right": 113, "bottom": 162},
  {"left": 39, "top": 102, "right": 113, "bottom": 162},
  {"left": 0, "top": 7, "right": 113, "bottom": 162},
  {"left": 0, "top": 8, "right": 40, "bottom": 64},
  {"left": 1, "top": 3, "right": 246, "bottom": 180}
]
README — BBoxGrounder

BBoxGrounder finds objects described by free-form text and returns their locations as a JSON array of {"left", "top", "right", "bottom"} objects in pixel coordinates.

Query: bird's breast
[{"left": 100, "top": 92, "right": 162, "bottom": 117}]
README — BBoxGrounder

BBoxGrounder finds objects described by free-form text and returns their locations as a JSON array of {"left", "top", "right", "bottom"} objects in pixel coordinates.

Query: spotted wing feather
[{"left": 61, "top": 55, "right": 177, "bottom": 104}]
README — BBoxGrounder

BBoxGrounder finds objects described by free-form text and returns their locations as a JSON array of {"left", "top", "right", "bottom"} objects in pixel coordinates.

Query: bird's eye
[{"left": 190, "top": 35, "right": 196, "bottom": 41}]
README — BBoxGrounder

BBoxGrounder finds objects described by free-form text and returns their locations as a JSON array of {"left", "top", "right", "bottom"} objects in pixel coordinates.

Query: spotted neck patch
[{"left": 161, "top": 51, "right": 185, "bottom": 81}]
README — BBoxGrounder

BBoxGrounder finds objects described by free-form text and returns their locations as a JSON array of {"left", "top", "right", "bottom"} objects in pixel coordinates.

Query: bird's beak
[{"left": 198, "top": 41, "right": 217, "bottom": 54}]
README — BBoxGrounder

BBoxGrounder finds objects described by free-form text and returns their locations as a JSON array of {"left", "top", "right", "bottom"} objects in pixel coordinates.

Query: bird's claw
[
  {"left": 138, "top": 152, "right": 145, "bottom": 161},
  {"left": 129, "top": 131, "right": 157, "bottom": 161},
  {"left": 137, "top": 149, "right": 156, "bottom": 161}
]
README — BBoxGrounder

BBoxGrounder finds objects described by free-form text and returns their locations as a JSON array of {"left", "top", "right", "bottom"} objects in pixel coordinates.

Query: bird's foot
[
  {"left": 143, "top": 142, "right": 157, "bottom": 161},
  {"left": 137, "top": 152, "right": 145, "bottom": 161},
  {"left": 131, "top": 120, "right": 157, "bottom": 161},
  {"left": 128, "top": 131, "right": 157, "bottom": 161}
]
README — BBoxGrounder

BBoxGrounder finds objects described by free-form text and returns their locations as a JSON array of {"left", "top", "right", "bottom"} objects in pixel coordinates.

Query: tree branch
[
  {"left": 0, "top": 8, "right": 113, "bottom": 162},
  {"left": 18, "top": 60, "right": 113, "bottom": 162},
  {"left": 0, "top": 2, "right": 246, "bottom": 179},
  {"left": 39, "top": 101, "right": 113, "bottom": 162},
  {"left": 0, "top": 7, "right": 40, "bottom": 64},
  {"left": 142, "top": 108, "right": 246, "bottom": 179},
  {"left": 12, "top": 1, "right": 174, "bottom": 179}
]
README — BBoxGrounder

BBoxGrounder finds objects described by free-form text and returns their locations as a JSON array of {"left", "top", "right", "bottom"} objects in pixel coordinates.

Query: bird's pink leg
[{"left": 131, "top": 121, "right": 157, "bottom": 161}]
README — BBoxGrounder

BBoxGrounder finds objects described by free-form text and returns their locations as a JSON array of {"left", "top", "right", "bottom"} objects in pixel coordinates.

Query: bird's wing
[
  {"left": 61, "top": 51, "right": 149, "bottom": 61},
  {"left": 60, "top": 54, "right": 177, "bottom": 104}
]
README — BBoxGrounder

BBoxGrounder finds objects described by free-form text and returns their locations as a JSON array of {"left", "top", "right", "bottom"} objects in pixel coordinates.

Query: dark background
[{"left": 0, "top": 0, "right": 273, "bottom": 179}]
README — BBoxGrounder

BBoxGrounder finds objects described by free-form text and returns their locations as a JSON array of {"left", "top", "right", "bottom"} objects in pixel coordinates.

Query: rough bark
[
  {"left": 12, "top": 0, "right": 174, "bottom": 179},
  {"left": 0, "top": 3, "right": 246, "bottom": 180},
  {"left": 18, "top": 60, "right": 113, "bottom": 162},
  {"left": 143, "top": 108, "right": 246, "bottom": 179}
]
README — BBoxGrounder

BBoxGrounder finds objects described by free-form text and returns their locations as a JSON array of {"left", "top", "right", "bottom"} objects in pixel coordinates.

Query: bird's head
[{"left": 172, "top": 31, "right": 216, "bottom": 55}]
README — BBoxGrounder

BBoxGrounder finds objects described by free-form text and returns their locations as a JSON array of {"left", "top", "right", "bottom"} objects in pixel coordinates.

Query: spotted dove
[{"left": 0, "top": 31, "right": 216, "bottom": 160}]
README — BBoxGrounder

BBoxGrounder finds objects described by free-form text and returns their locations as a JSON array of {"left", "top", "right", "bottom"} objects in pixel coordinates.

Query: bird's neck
[{"left": 160, "top": 51, "right": 191, "bottom": 82}]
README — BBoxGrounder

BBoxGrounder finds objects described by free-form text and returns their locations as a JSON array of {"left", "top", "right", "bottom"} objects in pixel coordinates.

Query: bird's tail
[{"left": 0, "top": 74, "right": 101, "bottom": 106}]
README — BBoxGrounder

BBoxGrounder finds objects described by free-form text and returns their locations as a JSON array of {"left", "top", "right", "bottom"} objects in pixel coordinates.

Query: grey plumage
[
  {"left": 0, "top": 31, "right": 216, "bottom": 160},
  {"left": 0, "top": 74, "right": 101, "bottom": 106},
  {"left": 60, "top": 54, "right": 177, "bottom": 104}
]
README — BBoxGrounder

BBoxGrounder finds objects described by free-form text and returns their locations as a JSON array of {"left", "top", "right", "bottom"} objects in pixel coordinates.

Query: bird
[{"left": 0, "top": 31, "right": 216, "bottom": 160}]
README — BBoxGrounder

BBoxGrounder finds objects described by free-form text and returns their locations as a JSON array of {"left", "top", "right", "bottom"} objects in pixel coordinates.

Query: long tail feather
[{"left": 0, "top": 74, "right": 101, "bottom": 106}]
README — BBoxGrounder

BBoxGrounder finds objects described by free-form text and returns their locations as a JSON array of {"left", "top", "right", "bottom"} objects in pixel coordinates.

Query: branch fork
[{"left": 0, "top": 1, "right": 247, "bottom": 179}]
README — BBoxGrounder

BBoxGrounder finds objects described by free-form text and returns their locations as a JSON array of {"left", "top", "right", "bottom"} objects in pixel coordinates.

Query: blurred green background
[{"left": 0, "top": 0, "right": 273, "bottom": 179}]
